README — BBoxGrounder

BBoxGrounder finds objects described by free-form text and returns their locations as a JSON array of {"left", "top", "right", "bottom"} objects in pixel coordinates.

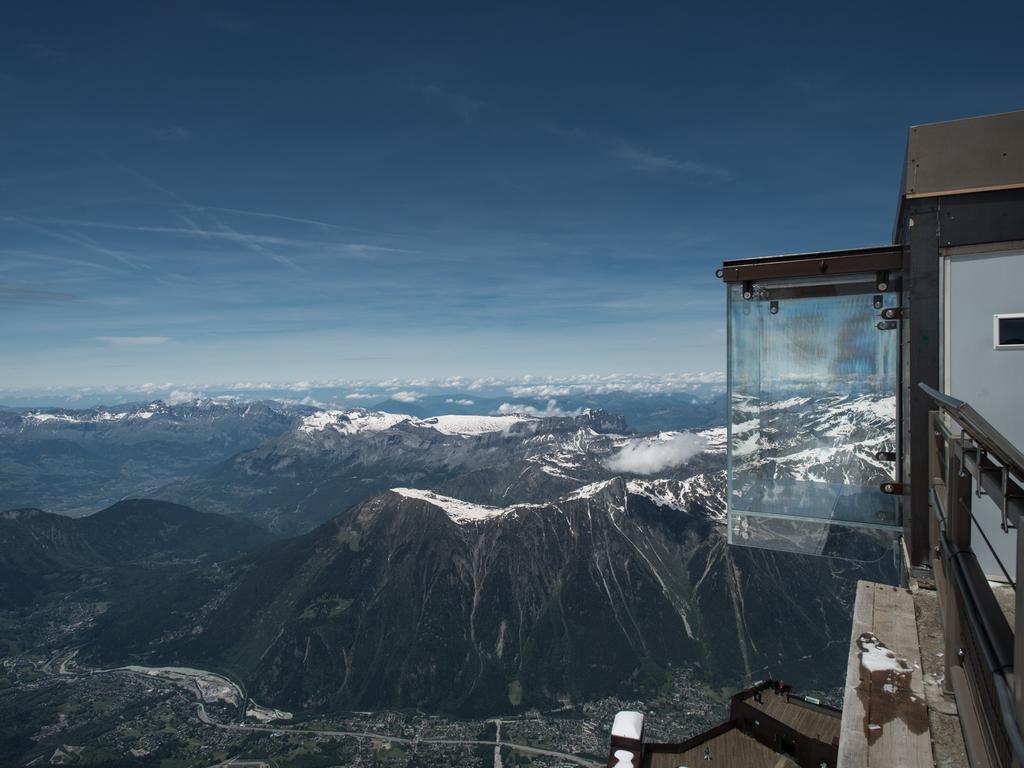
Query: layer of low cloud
[
  {"left": 604, "top": 432, "right": 707, "bottom": 475},
  {"left": 494, "top": 399, "right": 581, "bottom": 418},
  {"left": 390, "top": 390, "right": 423, "bottom": 403},
  {"left": 167, "top": 389, "right": 201, "bottom": 404},
  {"left": 446, "top": 398, "right": 474, "bottom": 405}
]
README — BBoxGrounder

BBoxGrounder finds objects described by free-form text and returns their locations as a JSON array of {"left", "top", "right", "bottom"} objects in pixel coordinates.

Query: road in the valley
[{"left": 197, "top": 704, "right": 602, "bottom": 767}]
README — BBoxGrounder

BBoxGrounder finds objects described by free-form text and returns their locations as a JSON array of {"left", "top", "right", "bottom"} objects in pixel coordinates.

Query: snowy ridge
[
  {"left": 695, "top": 426, "right": 727, "bottom": 452},
  {"left": 565, "top": 479, "right": 619, "bottom": 501},
  {"left": 730, "top": 393, "right": 897, "bottom": 483},
  {"left": 299, "top": 410, "right": 410, "bottom": 435},
  {"left": 22, "top": 403, "right": 164, "bottom": 425},
  {"left": 299, "top": 409, "right": 532, "bottom": 437},
  {"left": 390, "top": 488, "right": 530, "bottom": 524},
  {"left": 626, "top": 472, "right": 727, "bottom": 522},
  {"left": 417, "top": 414, "right": 531, "bottom": 435}
]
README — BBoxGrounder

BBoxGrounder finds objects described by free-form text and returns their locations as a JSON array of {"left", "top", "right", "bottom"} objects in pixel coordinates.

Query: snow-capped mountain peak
[{"left": 298, "top": 409, "right": 534, "bottom": 437}]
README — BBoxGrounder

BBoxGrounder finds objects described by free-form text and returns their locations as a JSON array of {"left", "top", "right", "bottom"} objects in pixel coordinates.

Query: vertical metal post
[
  {"left": 1015, "top": 523, "right": 1024, "bottom": 766},
  {"left": 928, "top": 411, "right": 941, "bottom": 564},
  {"left": 905, "top": 205, "right": 941, "bottom": 567},
  {"left": 944, "top": 439, "right": 972, "bottom": 692}
]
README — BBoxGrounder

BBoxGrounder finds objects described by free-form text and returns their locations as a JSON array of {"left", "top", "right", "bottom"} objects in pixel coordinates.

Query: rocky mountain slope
[
  {"left": 87, "top": 476, "right": 894, "bottom": 716},
  {"left": 0, "top": 500, "right": 274, "bottom": 608}
]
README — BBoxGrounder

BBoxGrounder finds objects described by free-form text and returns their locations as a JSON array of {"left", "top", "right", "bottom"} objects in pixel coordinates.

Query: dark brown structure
[{"left": 607, "top": 681, "right": 840, "bottom": 768}]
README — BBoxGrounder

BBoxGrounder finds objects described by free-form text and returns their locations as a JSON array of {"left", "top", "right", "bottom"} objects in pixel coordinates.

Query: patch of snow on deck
[{"left": 859, "top": 633, "right": 911, "bottom": 673}]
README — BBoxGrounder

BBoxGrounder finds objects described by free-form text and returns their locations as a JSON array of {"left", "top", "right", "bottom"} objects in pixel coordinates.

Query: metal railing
[{"left": 921, "top": 383, "right": 1024, "bottom": 768}]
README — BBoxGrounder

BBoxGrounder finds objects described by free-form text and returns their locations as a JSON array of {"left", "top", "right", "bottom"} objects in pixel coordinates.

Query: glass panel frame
[{"left": 726, "top": 273, "right": 901, "bottom": 558}]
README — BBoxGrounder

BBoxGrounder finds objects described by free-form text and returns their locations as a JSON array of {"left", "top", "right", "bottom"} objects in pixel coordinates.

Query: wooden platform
[
  {"left": 838, "top": 581, "right": 933, "bottom": 768},
  {"left": 747, "top": 690, "right": 841, "bottom": 745},
  {"left": 643, "top": 727, "right": 797, "bottom": 768}
]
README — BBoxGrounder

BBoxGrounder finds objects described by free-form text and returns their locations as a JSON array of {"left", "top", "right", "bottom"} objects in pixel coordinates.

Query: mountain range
[
  {"left": 84, "top": 475, "right": 893, "bottom": 716},
  {"left": 2, "top": 393, "right": 898, "bottom": 719},
  {"left": 0, "top": 400, "right": 309, "bottom": 515}
]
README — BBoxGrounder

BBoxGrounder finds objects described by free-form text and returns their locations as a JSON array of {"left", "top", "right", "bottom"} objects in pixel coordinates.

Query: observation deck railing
[{"left": 921, "top": 383, "right": 1024, "bottom": 768}]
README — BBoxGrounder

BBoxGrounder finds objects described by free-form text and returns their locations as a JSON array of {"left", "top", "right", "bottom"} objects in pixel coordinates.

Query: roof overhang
[
  {"left": 718, "top": 245, "right": 902, "bottom": 284},
  {"left": 895, "top": 109, "right": 1024, "bottom": 241}
]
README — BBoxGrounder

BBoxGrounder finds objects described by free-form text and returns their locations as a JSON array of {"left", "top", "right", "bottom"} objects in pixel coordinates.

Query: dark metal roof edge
[
  {"left": 721, "top": 244, "right": 898, "bottom": 269},
  {"left": 908, "top": 107, "right": 1024, "bottom": 132},
  {"left": 719, "top": 245, "right": 902, "bottom": 283}
]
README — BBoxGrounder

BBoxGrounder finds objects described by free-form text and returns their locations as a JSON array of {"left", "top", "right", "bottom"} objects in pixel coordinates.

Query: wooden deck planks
[
  {"left": 748, "top": 691, "right": 841, "bottom": 744},
  {"left": 838, "top": 581, "right": 933, "bottom": 768},
  {"left": 644, "top": 728, "right": 797, "bottom": 768}
]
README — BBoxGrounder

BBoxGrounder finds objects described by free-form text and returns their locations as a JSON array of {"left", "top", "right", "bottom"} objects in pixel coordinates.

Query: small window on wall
[{"left": 994, "top": 314, "right": 1024, "bottom": 349}]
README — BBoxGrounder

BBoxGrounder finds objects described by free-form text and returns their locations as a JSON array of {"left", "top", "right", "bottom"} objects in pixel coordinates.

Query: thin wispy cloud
[
  {"left": 3, "top": 216, "right": 144, "bottom": 271},
  {"left": 613, "top": 142, "right": 735, "bottom": 181},
  {"left": 25, "top": 43, "right": 68, "bottom": 64},
  {"left": 156, "top": 203, "right": 402, "bottom": 238},
  {"left": 95, "top": 336, "right": 170, "bottom": 346},
  {"left": 543, "top": 122, "right": 734, "bottom": 181},
  {"left": 153, "top": 126, "right": 191, "bottom": 142},
  {"left": 14, "top": 215, "right": 406, "bottom": 257},
  {"left": 0, "top": 281, "right": 76, "bottom": 304},
  {"left": 419, "top": 83, "right": 487, "bottom": 122},
  {"left": 119, "top": 166, "right": 304, "bottom": 272}
]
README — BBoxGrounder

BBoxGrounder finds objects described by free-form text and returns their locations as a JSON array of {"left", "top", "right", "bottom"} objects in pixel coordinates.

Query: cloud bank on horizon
[{"left": 0, "top": 372, "right": 726, "bottom": 409}]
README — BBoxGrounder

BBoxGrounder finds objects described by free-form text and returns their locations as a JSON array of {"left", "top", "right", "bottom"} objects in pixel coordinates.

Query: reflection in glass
[{"left": 726, "top": 276, "right": 900, "bottom": 558}]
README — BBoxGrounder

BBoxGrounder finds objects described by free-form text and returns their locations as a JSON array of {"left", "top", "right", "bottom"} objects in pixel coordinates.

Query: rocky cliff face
[{"left": 88, "top": 476, "right": 894, "bottom": 716}]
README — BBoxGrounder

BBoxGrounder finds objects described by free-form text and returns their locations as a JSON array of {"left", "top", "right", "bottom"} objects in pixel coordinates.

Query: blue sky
[{"left": 2, "top": 1, "right": 1022, "bottom": 392}]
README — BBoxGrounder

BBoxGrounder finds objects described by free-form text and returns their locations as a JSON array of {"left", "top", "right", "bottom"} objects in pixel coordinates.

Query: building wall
[{"left": 944, "top": 246, "right": 1024, "bottom": 578}]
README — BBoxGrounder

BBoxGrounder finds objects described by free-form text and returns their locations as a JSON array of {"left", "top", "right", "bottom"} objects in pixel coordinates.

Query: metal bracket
[
  {"left": 877, "top": 320, "right": 898, "bottom": 331},
  {"left": 975, "top": 448, "right": 988, "bottom": 498},
  {"left": 1001, "top": 466, "right": 1010, "bottom": 532},
  {"left": 876, "top": 270, "right": 891, "bottom": 292},
  {"left": 875, "top": 451, "right": 897, "bottom": 462},
  {"left": 742, "top": 280, "right": 754, "bottom": 301},
  {"left": 880, "top": 306, "right": 905, "bottom": 320},
  {"left": 880, "top": 481, "right": 906, "bottom": 495}
]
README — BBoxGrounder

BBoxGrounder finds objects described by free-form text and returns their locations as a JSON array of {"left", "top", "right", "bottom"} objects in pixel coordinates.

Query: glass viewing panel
[{"left": 726, "top": 274, "right": 900, "bottom": 557}]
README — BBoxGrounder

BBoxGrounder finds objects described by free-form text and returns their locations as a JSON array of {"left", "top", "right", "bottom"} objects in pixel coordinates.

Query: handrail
[
  {"left": 944, "top": 528, "right": 1024, "bottom": 763},
  {"left": 922, "top": 381, "right": 1024, "bottom": 766},
  {"left": 920, "top": 382, "right": 1024, "bottom": 480}
]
